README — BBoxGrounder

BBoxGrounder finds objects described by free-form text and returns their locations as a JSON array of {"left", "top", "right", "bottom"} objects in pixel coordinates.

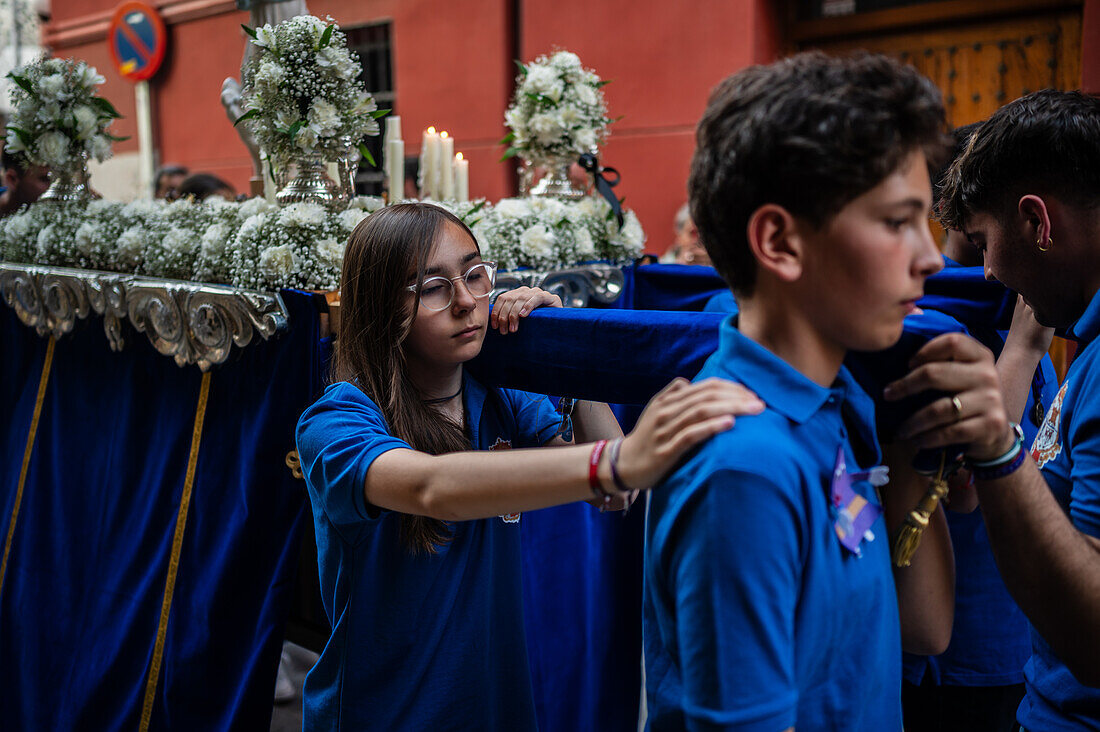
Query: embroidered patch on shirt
[
  {"left": 1031, "top": 380, "right": 1068, "bottom": 469},
  {"left": 489, "top": 438, "right": 520, "bottom": 523},
  {"left": 830, "top": 445, "right": 886, "bottom": 557}
]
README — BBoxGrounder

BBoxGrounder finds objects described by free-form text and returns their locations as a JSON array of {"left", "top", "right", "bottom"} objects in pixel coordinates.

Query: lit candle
[
  {"left": 420, "top": 127, "right": 440, "bottom": 199},
  {"left": 439, "top": 132, "right": 455, "bottom": 200},
  {"left": 454, "top": 152, "right": 469, "bottom": 202}
]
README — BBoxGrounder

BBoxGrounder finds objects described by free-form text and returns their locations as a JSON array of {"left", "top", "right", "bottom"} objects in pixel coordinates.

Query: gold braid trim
[
  {"left": 139, "top": 371, "right": 212, "bottom": 731},
  {"left": 0, "top": 337, "right": 56, "bottom": 600}
]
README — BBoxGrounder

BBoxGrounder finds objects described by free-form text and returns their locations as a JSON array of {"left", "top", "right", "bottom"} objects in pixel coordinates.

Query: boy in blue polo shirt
[{"left": 643, "top": 52, "right": 956, "bottom": 731}]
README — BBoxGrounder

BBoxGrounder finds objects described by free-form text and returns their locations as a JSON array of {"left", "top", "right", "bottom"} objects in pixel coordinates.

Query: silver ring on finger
[{"left": 950, "top": 395, "right": 963, "bottom": 423}]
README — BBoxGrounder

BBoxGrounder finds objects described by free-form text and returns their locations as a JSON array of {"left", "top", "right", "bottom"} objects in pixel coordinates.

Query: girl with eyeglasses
[{"left": 294, "top": 202, "right": 762, "bottom": 730}]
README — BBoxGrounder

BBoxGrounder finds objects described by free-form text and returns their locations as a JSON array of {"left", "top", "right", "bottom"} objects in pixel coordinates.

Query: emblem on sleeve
[{"left": 1031, "top": 381, "right": 1068, "bottom": 469}]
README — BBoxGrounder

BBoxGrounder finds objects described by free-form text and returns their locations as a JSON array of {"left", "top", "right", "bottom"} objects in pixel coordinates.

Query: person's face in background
[
  {"left": 4, "top": 164, "right": 50, "bottom": 206},
  {"left": 156, "top": 172, "right": 186, "bottom": 200},
  {"left": 674, "top": 216, "right": 711, "bottom": 266}
]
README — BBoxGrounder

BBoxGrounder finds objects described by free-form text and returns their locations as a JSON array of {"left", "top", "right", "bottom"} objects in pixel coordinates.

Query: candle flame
[
  {"left": 427, "top": 126, "right": 436, "bottom": 134},
  {"left": 455, "top": 152, "right": 464, "bottom": 161},
  {"left": 440, "top": 131, "right": 449, "bottom": 139}
]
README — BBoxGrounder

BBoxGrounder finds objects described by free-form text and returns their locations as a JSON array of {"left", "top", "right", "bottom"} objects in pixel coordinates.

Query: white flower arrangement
[
  {"left": 0, "top": 193, "right": 639, "bottom": 288},
  {"left": 0, "top": 195, "right": 386, "bottom": 291},
  {"left": 502, "top": 50, "right": 612, "bottom": 166},
  {"left": 4, "top": 56, "right": 122, "bottom": 173},
  {"left": 238, "top": 15, "right": 386, "bottom": 170},
  {"left": 465, "top": 195, "right": 643, "bottom": 271}
]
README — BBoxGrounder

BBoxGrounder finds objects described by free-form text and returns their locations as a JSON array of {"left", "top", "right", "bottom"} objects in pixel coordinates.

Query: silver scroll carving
[
  {"left": 0, "top": 263, "right": 289, "bottom": 371},
  {"left": 493, "top": 263, "right": 625, "bottom": 309}
]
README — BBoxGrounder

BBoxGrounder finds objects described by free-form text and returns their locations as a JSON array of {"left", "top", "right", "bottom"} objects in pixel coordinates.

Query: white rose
[
  {"left": 258, "top": 244, "right": 298, "bottom": 278},
  {"left": 519, "top": 223, "right": 556, "bottom": 260},
  {"left": 36, "top": 131, "right": 70, "bottom": 168},
  {"left": 201, "top": 224, "right": 228, "bottom": 259},
  {"left": 37, "top": 74, "right": 67, "bottom": 101},
  {"left": 494, "top": 198, "right": 531, "bottom": 219},
  {"left": 316, "top": 237, "right": 344, "bottom": 266}
]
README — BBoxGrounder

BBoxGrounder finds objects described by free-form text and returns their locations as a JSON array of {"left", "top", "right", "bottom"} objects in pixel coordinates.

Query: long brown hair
[{"left": 332, "top": 203, "right": 480, "bottom": 553}]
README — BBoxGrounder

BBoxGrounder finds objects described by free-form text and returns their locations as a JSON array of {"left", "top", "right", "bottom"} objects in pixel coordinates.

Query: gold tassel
[{"left": 892, "top": 452, "right": 951, "bottom": 568}]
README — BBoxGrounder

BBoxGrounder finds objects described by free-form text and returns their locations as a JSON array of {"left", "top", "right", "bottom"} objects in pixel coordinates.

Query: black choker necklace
[{"left": 424, "top": 383, "right": 464, "bottom": 405}]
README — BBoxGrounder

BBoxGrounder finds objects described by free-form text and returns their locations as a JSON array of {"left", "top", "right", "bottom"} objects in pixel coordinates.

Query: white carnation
[
  {"left": 164, "top": 227, "right": 198, "bottom": 254},
  {"left": 523, "top": 65, "right": 564, "bottom": 102},
  {"left": 238, "top": 197, "right": 275, "bottom": 218},
  {"left": 551, "top": 51, "right": 582, "bottom": 72},
  {"left": 347, "top": 195, "right": 384, "bottom": 212},
  {"left": 73, "top": 105, "right": 99, "bottom": 140},
  {"left": 316, "top": 237, "right": 344, "bottom": 266},
  {"left": 620, "top": 211, "right": 645, "bottom": 253},
  {"left": 37, "top": 74, "right": 67, "bottom": 101},
  {"left": 574, "top": 128, "right": 597, "bottom": 151},
  {"left": 77, "top": 64, "right": 105, "bottom": 89},
  {"left": 5, "top": 127, "right": 25, "bottom": 153},
  {"left": 338, "top": 208, "right": 368, "bottom": 231},
  {"left": 88, "top": 134, "right": 112, "bottom": 162},
  {"left": 574, "top": 226, "right": 596, "bottom": 259},
  {"left": 117, "top": 226, "right": 146, "bottom": 266},
  {"left": 528, "top": 112, "right": 565, "bottom": 146},
  {"left": 573, "top": 83, "right": 598, "bottom": 107},
  {"left": 519, "top": 223, "right": 556, "bottom": 260},
  {"left": 494, "top": 198, "right": 531, "bottom": 219},
  {"left": 75, "top": 221, "right": 100, "bottom": 255},
  {"left": 201, "top": 224, "right": 228, "bottom": 259},
  {"left": 259, "top": 244, "right": 299, "bottom": 278},
  {"left": 307, "top": 99, "right": 341, "bottom": 137},
  {"left": 36, "top": 131, "right": 70, "bottom": 168},
  {"left": 278, "top": 202, "right": 326, "bottom": 228},
  {"left": 238, "top": 213, "right": 266, "bottom": 239}
]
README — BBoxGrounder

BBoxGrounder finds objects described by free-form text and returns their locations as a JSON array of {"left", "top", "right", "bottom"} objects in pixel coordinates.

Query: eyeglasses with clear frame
[{"left": 406, "top": 262, "right": 498, "bottom": 312}]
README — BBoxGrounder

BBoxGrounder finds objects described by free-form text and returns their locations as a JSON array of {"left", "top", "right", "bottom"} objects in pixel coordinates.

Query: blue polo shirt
[
  {"left": 1017, "top": 286, "right": 1100, "bottom": 730},
  {"left": 295, "top": 375, "right": 560, "bottom": 731},
  {"left": 643, "top": 318, "right": 901, "bottom": 732}
]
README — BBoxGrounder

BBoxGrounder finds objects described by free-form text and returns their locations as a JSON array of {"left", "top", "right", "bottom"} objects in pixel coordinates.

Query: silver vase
[
  {"left": 39, "top": 157, "right": 91, "bottom": 203},
  {"left": 276, "top": 156, "right": 341, "bottom": 208},
  {"left": 527, "top": 156, "right": 586, "bottom": 200}
]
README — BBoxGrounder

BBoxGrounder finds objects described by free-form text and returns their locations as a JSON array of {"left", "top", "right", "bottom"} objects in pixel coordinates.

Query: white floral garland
[
  {"left": 238, "top": 15, "right": 384, "bottom": 169},
  {"left": 0, "top": 196, "right": 644, "bottom": 290},
  {"left": 4, "top": 56, "right": 121, "bottom": 172},
  {"left": 502, "top": 50, "right": 611, "bottom": 167}
]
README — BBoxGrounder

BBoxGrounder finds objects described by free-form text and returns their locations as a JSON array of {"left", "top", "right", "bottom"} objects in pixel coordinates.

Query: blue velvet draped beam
[{"left": 0, "top": 290, "right": 324, "bottom": 730}]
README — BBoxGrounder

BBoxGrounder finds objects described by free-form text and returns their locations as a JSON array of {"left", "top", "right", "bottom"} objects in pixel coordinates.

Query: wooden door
[{"left": 791, "top": 1, "right": 1083, "bottom": 377}]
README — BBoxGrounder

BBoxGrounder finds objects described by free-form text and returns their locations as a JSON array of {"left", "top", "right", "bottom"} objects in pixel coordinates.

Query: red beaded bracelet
[{"left": 589, "top": 439, "right": 609, "bottom": 499}]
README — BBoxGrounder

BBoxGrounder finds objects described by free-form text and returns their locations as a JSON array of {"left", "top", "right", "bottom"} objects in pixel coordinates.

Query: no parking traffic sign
[{"left": 107, "top": 1, "right": 167, "bottom": 82}]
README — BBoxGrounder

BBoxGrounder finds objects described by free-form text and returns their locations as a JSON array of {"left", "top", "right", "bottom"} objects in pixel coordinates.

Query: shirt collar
[
  {"left": 713, "top": 316, "right": 837, "bottom": 425},
  {"left": 1070, "top": 286, "right": 1100, "bottom": 346}
]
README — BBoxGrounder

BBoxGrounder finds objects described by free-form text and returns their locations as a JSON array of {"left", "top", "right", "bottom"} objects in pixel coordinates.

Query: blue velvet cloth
[{"left": 0, "top": 290, "right": 322, "bottom": 729}]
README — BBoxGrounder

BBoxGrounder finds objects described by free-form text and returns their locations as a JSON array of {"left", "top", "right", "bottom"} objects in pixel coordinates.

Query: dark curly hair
[
  {"left": 938, "top": 89, "right": 1100, "bottom": 232},
  {"left": 689, "top": 51, "right": 948, "bottom": 296}
]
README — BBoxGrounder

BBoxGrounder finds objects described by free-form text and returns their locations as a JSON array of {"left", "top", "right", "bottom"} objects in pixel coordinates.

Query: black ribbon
[{"left": 578, "top": 153, "right": 623, "bottom": 228}]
